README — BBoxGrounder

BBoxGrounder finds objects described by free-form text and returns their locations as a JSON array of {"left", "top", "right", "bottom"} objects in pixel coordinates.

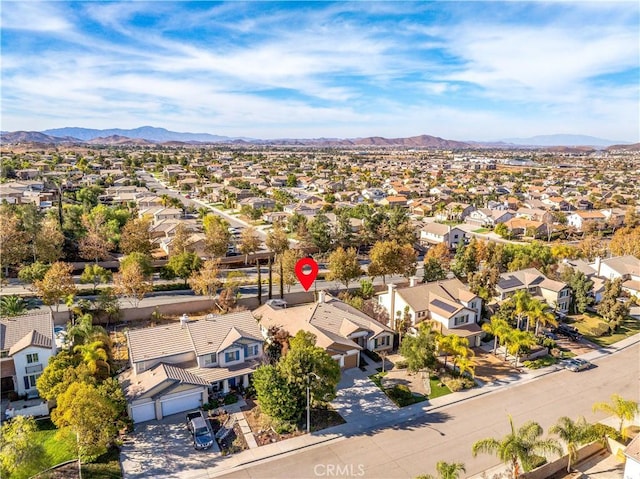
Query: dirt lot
[{"left": 472, "top": 348, "right": 521, "bottom": 384}]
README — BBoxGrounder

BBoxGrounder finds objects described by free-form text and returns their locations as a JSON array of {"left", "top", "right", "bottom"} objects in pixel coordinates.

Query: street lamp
[{"left": 306, "top": 372, "right": 320, "bottom": 434}]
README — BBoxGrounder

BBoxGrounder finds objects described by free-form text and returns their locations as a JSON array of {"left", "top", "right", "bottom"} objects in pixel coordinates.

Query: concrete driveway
[
  {"left": 331, "top": 368, "right": 398, "bottom": 424},
  {"left": 120, "top": 413, "right": 220, "bottom": 479}
]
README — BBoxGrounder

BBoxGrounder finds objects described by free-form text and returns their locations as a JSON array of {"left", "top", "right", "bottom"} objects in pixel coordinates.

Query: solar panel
[
  {"left": 431, "top": 298, "right": 458, "bottom": 314},
  {"left": 498, "top": 276, "right": 523, "bottom": 289}
]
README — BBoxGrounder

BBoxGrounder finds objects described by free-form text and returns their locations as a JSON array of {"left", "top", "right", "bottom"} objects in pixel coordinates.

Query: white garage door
[
  {"left": 131, "top": 402, "right": 156, "bottom": 424},
  {"left": 161, "top": 389, "right": 203, "bottom": 418}
]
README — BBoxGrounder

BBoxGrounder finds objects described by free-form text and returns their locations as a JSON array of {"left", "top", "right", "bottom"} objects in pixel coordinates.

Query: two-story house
[
  {"left": 419, "top": 223, "right": 468, "bottom": 249},
  {"left": 378, "top": 278, "right": 483, "bottom": 347},
  {"left": 0, "top": 311, "right": 56, "bottom": 399},
  {"left": 592, "top": 255, "right": 640, "bottom": 299},
  {"left": 254, "top": 292, "right": 395, "bottom": 369},
  {"left": 495, "top": 268, "right": 571, "bottom": 314},
  {"left": 121, "top": 311, "right": 263, "bottom": 423}
]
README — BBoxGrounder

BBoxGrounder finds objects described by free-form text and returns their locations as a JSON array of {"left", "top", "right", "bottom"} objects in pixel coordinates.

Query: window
[
  {"left": 225, "top": 350, "right": 240, "bottom": 363},
  {"left": 203, "top": 353, "right": 217, "bottom": 366},
  {"left": 374, "top": 336, "right": 390, "bottom": 349},
  {"left": 0, "top": 350, "right": 8, "bottom": 359},
  {"left": 246, "top": 344, "right": 259, "bottom": 357},
  {"left": 23, "top": 373, "right": 41, "bottom": 390},
  {"left": 26, "top": 353, "right": 39, "bottom": 364},
  {"left": 469, "top": 302, "right": 476, "bottom": 309},
  {"left": 454, "top": 315, "right": 469, "bottom": 326}
]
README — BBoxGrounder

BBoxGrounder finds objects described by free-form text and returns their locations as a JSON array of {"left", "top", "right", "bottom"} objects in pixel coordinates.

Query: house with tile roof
[
  {"left": 254, "top": 292, "right": 395, "bottom": 369},
  {"left": 496, "top": 268, "right": 571, "bottom": 314},
  {"left": 121, "top": 311, "right": 263, "bottom": 423},
  {"left": 0, "top": 311, "right": 55, "bottom": 398},
  {"left": 419, "top": 223, "right": 468, "bottom": 249},
  {"left": 378, "top": 278, "right": 483, "bottom": 347}
]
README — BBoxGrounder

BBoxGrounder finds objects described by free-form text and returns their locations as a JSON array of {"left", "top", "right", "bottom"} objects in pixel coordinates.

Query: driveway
[
  {"left": 331, "top": 368, "right": 397, "bottom": 424},
  {"left": 121, "top": 413, "right": 220, "bottom": 479},
  {"left": 471, "top": 347, "right": 522, "bottom": 385}
]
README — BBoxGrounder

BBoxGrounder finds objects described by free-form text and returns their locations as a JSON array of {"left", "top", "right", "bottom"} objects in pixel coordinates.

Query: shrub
[
  {"left": 363, "top": 349, "right": 381, "bottom": 362},
  {"left": 387, "top": 384, "right": 414, "bottom": 404},
  {"left": 224, "top": 394, "right": 238, "bottom": 405},
  {"left": 442, "top": 377, "right": 474, "bottom": 392},
  {"left": 394, "top": 360, "right": 408, "bottom": 369}
]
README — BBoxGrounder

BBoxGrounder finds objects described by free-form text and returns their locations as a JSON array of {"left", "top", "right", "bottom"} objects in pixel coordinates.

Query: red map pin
[{"left": 295, "top": 257, "right": 319, "bottom": 291}]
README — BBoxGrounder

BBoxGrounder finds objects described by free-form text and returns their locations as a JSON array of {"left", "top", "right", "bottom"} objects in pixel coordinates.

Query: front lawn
[
  {"left": 428, "top": 377, "right": 453, "bottom": 399},
  {"left": 369, "top": 372, "right": 451, "bottom": 406},
  {"left": 37, "top": 419, "right": 77, "bottom": 466},
  {"left": 572, "top": 314, "right": 640, "bottom": 347}
]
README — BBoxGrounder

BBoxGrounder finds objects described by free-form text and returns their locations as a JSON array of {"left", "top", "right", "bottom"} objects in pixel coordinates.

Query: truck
[{"left": 186, "top": 410, "right": 214, "bottom": 450}]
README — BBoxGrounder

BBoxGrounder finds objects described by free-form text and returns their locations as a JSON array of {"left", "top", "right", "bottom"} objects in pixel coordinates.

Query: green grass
[
  {"left": 522, "top": 355, "right": 558, "bottom": 369},
  {"left": 81, "top": 447, "right": 123, "bottom": 478},
  {"left": 37, "top": 419, "right": 77, "bottom": 465},
  {"left": 473, "top": 228, "right": 490, "bottom": 233},
  {"left": 573, "top": 315, "right": 640, "bottom": 347},
  {"left": 428, "top": 377, "right": 452, "bottom": 399}
]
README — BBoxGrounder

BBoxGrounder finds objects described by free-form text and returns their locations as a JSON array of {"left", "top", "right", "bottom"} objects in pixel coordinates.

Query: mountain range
[{"left": 0, "top": 126, "right": 634, "bottom": 149}]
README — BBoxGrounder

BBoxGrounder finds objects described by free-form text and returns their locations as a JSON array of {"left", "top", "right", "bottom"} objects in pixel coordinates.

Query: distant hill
[
  {"left": 606, "top": 142, "right": 640, "bottom": 152},
  {"left": 501, "top": 134, "right": 628, "bottom": 147},
  {"left": 86, "top": 135, "right": 156, "bottom": 146},
  {"left": 0, "top": 131, "right": 79, "bottom": 144},
  {"left": 42, "top": 126, "right": 235, "bottom": 143},
  {"left": 250, "top": 134, "right": 470, "bottom": 148}
]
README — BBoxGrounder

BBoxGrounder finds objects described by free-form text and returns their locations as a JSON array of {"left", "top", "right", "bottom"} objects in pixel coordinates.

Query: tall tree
[
  {"left": 51, "top": 381, "right": 125, "bottom": 462},
  {"left": 169, "top": 222, "right": 192, "bottom": 256},
  {"left": 592, "top": 394, "right": 639, "bottom": 436},
  {"left": 33, "top": 216, "right": 65, "bottom": 264},
  {"left": 276, "top": 249, "right": 304, "bottom": 293},
  {"left": 422, "top": 257, "right": 447, "bottom": 283},
  {"left": 399, "top": 323, "right": 437, "bottom": 374},
  {"left": 308, "top": 213, "right": 333, "bottom": 253},
  {"left": 266, "top": 223, "right": 290, "bottom": 298},
  {"left": 238, "top": 226, "right": 261, "bottom": 264},
  {"left": 16, "top": 203, "right": 43, "bottom": 262},
  {"left": 0, "top": 415, "right": 48, "bottom": 479},
  {"left": 34, "top": 261, "right": 77, "bottom": 311},
  {"left": 79, "top": 263, "right": 112, "bottom": 294},
  {"left": 188, "top": 259, "right": 221, "bottom": 299},
  {"left": 561, "top": 267, "right": 594, "bottom": 314},
  {"left": 597, "top": 278, "right": 629, "bottom": 331},
  {"left": 203, "top": 214, "right": 231, "bottom": 258},
  {"left": 0, "top": 206, "right": 28, "bottom": 275},
  {"left": 472, "top": 416, "right": 562, "bottom": 479},
  {"left": 166, "top": 251, "right": 202, "bottom": 285},
  {"left": 368, "top": 240, "right": 417, "bottom": 283},
  {"left": 505, "top": 329, "right": 537, "bottom": 367},
  {"left": 326, "top": 247, "right": 363, "bottom": 289},
  {"left": 113, "top": 260, "right": 152, "bottom": 307},
  {"left": 120, "top": 215, "right": 153, "bottom": 255}
]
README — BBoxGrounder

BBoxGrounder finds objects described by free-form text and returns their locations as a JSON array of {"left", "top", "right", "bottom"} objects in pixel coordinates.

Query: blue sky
[{"left": 1, "top": 1, "right": 638, "bottom": 141}]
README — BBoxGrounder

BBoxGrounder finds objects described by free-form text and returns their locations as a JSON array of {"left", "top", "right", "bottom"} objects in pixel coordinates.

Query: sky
[{"left": 1, "top": 1, "right": 639, "bottom": 142}]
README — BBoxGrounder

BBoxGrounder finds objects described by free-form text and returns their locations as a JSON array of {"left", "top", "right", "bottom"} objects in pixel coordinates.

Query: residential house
[
  {"left": 254, "top": 292, "right": 395, "bottom": 369},
  {"left": 465, "top": 209, "right": 514, "bottom": 228},
  {"left": 0, "top": 311, "right": 55, "bottom": 398},
  {"left": 434, "top": 202, "right": 475, "bottom": 222},
  {"left": 121, "top": 311, "right": 263, "bottom": 423},
  {"left": 379, "top": 195, "right": 408, "bottom": 208},
  {"left": 502, "top": 217, "right": 547, "bottom": 238},
  {"left": 377, "top": 278, "right": 483, "bottom": 347},
  {"left": 566, "top": 210, "right": 607, "bottom": 231},
  {"left": 238, "top": 196, "right": 276, "bottom": 211},
  {"left": 591, "top": 255, "right": 640, "bottom": 299},
  {"left": 139, "top": 207, "right": 183, "bottom": 223},
  {"left": 623, "top": 435, "right": 640, "bottom": 479},
  {"left": 495, "top": 268, "right": 571, "bottom": 314},
  {"left": 419, "top": 223, "right": 468, "bottom": 249}
]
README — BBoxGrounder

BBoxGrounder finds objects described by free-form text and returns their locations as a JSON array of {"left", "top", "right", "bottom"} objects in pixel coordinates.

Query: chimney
[
  {"left": 318, "top": 290, "right": 326, "bottom": 304},
  {"left": 180, "top": 313, "right": 189, "bottom": 329},
  {"left": 594, "top": 256, "right": 602, "bottom": 276},
  {"left": 409, "top": 276, "right": 418, "bottom": 287},
  {"left": 388, "top": 284, "right": 397, "bottom": 330}
]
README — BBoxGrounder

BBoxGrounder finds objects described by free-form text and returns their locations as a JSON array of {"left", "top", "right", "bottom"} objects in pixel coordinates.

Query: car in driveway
[
  {"left": 554, "top": 323, "right": 582, "bottom": 341},
  {"left": 564, "top": 358, "right": 592, "bottom": 372}
]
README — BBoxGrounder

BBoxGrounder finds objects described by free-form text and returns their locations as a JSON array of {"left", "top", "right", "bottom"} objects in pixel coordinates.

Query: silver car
[{"left": 564, "top": 358, "right": 592, "bottom": 372}]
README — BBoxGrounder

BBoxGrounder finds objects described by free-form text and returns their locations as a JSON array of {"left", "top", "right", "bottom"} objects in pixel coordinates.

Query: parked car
[
  {"left": 186, "top": 410, "right": 214, "bottom": 450},
  {"left": 554, "top": 323, "right": 582, "bottom": 341},
  {"left": 541, "top": 330, "right": 558, "bottom": 340},
  {"left": 564, "top": 358, "right": 592, "bottom": 372}
]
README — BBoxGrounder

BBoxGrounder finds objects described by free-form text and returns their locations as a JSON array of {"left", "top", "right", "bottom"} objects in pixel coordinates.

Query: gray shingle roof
[
  {"left": 126, "top": 310, "right": 262, "bottom": 364},
  {"left": 0, "top": 311, "right": 53, "bottom": 353}
]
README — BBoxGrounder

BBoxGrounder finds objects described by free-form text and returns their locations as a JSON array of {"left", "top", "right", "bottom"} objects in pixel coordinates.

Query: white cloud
[{"left": 0, "top": 1, "right": 72, "bottom": 32}]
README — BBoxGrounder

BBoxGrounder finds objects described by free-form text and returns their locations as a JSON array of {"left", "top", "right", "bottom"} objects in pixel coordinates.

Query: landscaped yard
[
  {"left": 369, "top": 371, "right": 451, "bottom": 407},
  {"left": 473, "top": 228, "right": 490, "bottom": 233},
  {"left": 571, "top": 313, "right": 640, "bottom": 347}
]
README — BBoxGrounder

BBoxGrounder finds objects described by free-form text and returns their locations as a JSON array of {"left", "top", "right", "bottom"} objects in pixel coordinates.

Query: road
[{"left": 219, "top": 343, "right": 640, "bottom": 479}]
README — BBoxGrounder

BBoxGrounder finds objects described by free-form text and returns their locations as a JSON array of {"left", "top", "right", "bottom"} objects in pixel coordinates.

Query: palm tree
[
  {"left": 482, "top": 318, "right": 511, "bottom": 356},
  {"left": 472, "top": 416, "right": 562, "bottom": 479},
  {"left": 528, "top": 300, "right": 557, "bottom": 336},
  {"left": 74, "top": 340, "right": 111, "bottom": 376},
  {"left": 505, "top": 329, "right": 537, "bottom": 367},
  {"left": 417, "top": 461, "right": 466, "bottom": 479},
  {"left": 549, "top": 416, "right": 594, "bottom": 473},
  {"left": 0, "top": 295, "right": 30, "bottom": 317},
  {"left": 511, "top": 290, "right": 533, "bottom": 330},
  {"left": 456, "top": 355, "right": 476, "bottom": 378},
  {"left": 592, "top": 394, "right": 639, "bottom": 437}
]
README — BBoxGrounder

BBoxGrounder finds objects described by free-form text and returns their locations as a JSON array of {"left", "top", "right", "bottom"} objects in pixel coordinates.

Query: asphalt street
[{"left": 218, "top": 343, "right": 640, "bottom": 479}]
